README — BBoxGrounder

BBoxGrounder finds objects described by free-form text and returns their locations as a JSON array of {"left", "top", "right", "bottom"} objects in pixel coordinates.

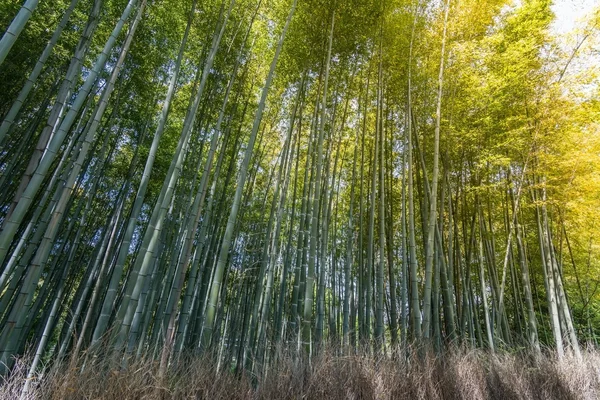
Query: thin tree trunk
[
  {"left": 201, "top": 0, "right": 296, "bottom": 351},
  {"left": 0, "top": 0, "right": 40, "bottom": 66}
]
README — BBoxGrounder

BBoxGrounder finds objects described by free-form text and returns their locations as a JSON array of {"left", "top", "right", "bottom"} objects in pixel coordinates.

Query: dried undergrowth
[{"left": 2, "top": 346, "right": 600, "bottom": 399}]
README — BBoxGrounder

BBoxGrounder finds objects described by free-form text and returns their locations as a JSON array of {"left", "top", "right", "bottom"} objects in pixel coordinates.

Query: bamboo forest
[{"left": 0, "top": 0, "right": 599, "bottom": 398}]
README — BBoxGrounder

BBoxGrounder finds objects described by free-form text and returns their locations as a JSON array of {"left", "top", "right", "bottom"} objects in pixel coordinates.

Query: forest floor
[{"left": 2, "top": 346, "right": 600, "bottom": 399}]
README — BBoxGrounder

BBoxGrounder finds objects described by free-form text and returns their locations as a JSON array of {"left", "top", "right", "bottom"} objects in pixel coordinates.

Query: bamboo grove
[{"left": 0, "top": 0, "right": 599, "bottom": 384}]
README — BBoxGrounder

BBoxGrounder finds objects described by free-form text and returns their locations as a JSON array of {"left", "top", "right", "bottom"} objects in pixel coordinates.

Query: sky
[{"left": 551, "top": 0, "right": 597, "bottom": 34}]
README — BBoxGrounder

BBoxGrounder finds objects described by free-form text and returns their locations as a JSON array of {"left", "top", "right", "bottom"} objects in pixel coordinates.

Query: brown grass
[{"left": 3, "top": 346, "right": 600, "bottom": 399}]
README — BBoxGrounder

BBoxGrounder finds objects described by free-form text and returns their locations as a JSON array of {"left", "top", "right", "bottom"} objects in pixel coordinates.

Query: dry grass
[{"left": 3, "top": 346, "right": 600, "bottom": 399}]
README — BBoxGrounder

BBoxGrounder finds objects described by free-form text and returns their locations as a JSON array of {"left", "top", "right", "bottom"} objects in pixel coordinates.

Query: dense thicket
[{"left": 0, "top": 0, "right": 599, "bottom": 395}]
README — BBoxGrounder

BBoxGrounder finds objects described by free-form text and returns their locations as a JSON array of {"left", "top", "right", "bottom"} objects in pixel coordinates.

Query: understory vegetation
[{"left": 3, "top": 346, "right": 600, "bottom": 399}]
